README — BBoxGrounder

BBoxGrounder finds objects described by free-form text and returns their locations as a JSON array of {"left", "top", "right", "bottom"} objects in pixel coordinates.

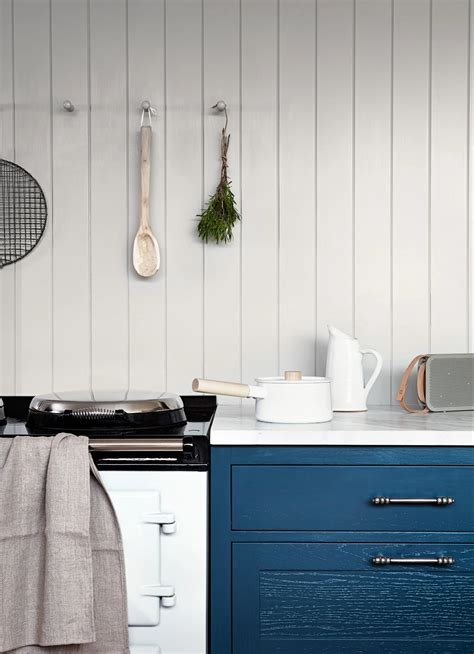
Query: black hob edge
[{"left": 0, "top": 395, "right": 216, "bottom": 471}]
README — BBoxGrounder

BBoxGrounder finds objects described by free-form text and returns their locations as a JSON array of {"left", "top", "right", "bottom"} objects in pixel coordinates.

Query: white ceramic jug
[{"left": 325, "top": 325, "right": 383, "bottom": 411}]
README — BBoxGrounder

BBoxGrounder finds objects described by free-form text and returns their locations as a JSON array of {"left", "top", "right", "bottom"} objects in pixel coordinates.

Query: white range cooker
[{"left": 1, "top": 391, "right": 215, "bottom": 654}]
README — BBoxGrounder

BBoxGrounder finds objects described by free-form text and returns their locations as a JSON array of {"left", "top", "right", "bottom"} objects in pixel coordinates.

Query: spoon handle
[{"left": 140, "top": 125, "right": 152, "bottom": 229}]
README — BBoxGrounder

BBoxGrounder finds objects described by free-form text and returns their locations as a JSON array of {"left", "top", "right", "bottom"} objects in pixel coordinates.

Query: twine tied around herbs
[{"left": 197, "top": 104, "right": 241, "bottom": 245}]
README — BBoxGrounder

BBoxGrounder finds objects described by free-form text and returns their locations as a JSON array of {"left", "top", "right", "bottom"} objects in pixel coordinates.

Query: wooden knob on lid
[{"left": 284, "top": 371, "right": 302, "bottom": 381}]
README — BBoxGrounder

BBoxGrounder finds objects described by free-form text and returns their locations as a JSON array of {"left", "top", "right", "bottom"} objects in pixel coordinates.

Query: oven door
[{"left": 99, "top": 469, "right": 207, "bottom": 654}]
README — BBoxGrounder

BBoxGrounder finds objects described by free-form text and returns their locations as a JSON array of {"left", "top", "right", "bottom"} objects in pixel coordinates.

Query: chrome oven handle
[
  {"left": 88, "top": 438, "right": 183, "bottom": 451},
  {"left": 372, "top": 556, "right": 454, "bottom": 566},
  {"left": 372, "top": 496, "right": 454, "bottom": 506}
]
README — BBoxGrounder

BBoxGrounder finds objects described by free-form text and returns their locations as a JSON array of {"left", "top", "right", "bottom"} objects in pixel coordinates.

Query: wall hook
[
  {"left": 141, "top": 100, "right": 152, "bottom": 112},
  {"left": 141, "top": 100, "right": 157, "bottom": 127},
  {"left": 63, "top": 100, "right": 75, "bottom": 112},
  {"left": 213, "top": 100, "right": 227, "bottom": 112},
  {"left": 212, "top": 100, "right": 228, "bottom": 131}
]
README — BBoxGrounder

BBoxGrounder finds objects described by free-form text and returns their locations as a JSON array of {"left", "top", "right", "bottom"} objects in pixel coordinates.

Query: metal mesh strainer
[{"left": 0, "top": 159, "right": 47, "bottom": 267}]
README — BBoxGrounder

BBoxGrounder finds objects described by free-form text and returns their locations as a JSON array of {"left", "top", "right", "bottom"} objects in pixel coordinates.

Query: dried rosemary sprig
[{"left": 198, "top": 118, "right": 241, "bottom": 244}]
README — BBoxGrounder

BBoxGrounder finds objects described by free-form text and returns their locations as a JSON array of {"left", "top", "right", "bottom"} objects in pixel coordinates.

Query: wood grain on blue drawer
[
  {"left": 233, "top": 543, "right": 474, "bottom": 654},
  {"left": 231, "top": 465, "right": 474, "bottom": 532}
]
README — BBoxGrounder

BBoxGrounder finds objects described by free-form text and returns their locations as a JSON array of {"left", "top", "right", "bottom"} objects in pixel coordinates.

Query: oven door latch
[
  {"left": 143, "top": 511, "right": 176, "bottom": 534},
  {"left": 141, "top": 584, "right": 176, "bottom": 608}
]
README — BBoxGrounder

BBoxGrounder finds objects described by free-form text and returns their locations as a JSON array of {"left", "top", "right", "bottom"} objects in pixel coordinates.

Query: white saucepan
[{"left": 192, "top": 371, "right": 332, "bottom": 424}]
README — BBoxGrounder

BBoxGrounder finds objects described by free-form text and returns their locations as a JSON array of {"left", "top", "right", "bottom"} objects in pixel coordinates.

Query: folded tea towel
[{"left": 0, "top": 434, "right": 129, "bottom": 653}]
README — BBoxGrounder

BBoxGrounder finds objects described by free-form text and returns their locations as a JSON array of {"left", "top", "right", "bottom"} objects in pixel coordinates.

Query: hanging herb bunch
[{"left": 197, "top": 102, "right": 241, "bottom": 244}]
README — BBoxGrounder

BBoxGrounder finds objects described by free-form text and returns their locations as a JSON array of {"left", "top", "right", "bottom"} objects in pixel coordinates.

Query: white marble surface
[{"left": 210, "top": 404, "right": 474, "bottom": 446}]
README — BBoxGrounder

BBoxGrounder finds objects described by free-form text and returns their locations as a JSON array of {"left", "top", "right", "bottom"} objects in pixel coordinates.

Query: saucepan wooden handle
[
  {"left": 192, "top": 378, "right": 251, "bottom": 398},
  {"left": 192, "top": 378, "right": 267, "bottom": 399}
]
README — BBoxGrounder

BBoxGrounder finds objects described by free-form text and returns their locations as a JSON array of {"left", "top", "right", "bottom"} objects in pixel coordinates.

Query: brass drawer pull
[
  {"left": 372, "top": 496, "right": 454, "bottom": 506},
  {"left": 372, "top": 556, "right": 454, "bottom": 566}
]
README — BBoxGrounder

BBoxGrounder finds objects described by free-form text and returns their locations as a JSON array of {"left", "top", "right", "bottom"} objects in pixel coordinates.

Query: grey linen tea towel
[{"left": 0, "top": 434, "right": 129, "bottom": 653}]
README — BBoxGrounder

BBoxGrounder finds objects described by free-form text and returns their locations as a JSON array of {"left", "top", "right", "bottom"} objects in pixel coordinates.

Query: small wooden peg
[{"left": 284, "top": 371, "right": 303, "bottom": 381}]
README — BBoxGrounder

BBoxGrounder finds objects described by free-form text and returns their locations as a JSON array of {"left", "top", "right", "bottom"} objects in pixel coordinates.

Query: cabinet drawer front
[
  {"left": 232, "top": 465, "right": 474, "bottom": 532},
  {"left": 233, "top": 543, "right": 474, "bottom": 654}
]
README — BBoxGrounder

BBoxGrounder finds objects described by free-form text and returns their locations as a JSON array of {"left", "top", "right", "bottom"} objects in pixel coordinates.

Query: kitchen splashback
[{"left": 0, "top": 0, "right": 472, "bottom": 404}]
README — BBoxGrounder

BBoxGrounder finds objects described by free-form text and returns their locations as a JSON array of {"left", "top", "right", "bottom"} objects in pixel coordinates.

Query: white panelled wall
[{"left": 0, "top": 0, "right": 472, "bottom": 404}]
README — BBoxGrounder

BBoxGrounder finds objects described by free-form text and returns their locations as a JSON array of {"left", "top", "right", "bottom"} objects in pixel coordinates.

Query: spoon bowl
[{"left": 133, "top": 228, "right": 160, "bottom": 277}]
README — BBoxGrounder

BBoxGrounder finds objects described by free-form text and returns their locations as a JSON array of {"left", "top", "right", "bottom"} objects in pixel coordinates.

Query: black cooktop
[{"left": 0, "top": 395, "right": 216, "bottom": 471}]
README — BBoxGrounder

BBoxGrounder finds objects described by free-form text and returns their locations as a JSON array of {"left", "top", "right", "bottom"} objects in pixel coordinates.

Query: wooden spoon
[{"left": 133, "top": 125, "right": 160, "bottom": 277}]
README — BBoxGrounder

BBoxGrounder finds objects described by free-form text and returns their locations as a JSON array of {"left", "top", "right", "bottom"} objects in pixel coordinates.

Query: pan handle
[{"left": 192, "top": 378, "right": 266, "bottom": 399}]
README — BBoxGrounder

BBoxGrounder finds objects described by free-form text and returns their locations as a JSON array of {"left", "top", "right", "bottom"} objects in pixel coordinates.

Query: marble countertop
[{"left": 210, "top": 404, "right": 474, "bottom": 446}]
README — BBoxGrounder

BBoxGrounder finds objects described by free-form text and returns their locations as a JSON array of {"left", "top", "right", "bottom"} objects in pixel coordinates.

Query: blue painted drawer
[
  {"left": 233, "top": 542, "right": 474, "bottom": 653},
  {"left": 232, "top": 465, "right": 474, "bottom": 532}
]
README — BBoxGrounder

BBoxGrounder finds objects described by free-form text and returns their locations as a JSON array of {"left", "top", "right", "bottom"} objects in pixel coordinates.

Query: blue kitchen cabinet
[
  {"left": 232, "top": 464, "right": 474, "bottom": 532},
  {"left": 211, "top": 446, "right": 474, "bottom": 654},
  {"left": 233, "top": 542, "right": 474, "bottom": 653}
]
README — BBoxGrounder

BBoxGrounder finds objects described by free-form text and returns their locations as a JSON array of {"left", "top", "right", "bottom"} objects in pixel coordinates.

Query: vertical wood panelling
[
  {"left": 431, "top": 0, "right": 469, "bottom": 352},
  {"left": 392, "top": 0, "right": 430, "bottom": 397},
  {"left": 13, "top": 0, "right": 53, "bottom": 394},
  {"left": 279, "top": 0, "right": 316, "bottom": 375},
  {"left": 1, "top": 0, "right": 472, "bottom": 402},
  {"left": 89, "top": 0, "right": 128, "bottom": 390},
  {"left": 165, "top": 0, "right": 203, "bottom": 393},
  {"left": 0, "top": 0, "right": 16, "bottom": 394},
  {"left": 354, "top": 0, "right": 392, "bottom": 404},
  {"left": 241, "top": 0, "right": 278, "bottom": 383},
  {"left": 316, "top": 0, "right": 354, "bottom": 376},
  {"left": 470, "top": 0, "right": 474, "bottom": 351},
  {"left": 203, "top": 0, "right": 241, "bottom": 395},
  {"left": 51, "top": 0, "right": 90, "bottom": 391},
  {"left": 128, "top": 0, "right": 166, "bottom": 391}
]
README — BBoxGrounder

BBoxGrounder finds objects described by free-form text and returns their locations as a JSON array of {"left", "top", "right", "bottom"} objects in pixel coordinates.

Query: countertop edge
[
  {"left": 209, "top": 405, "right": 474, "bottom": 446},
  {"left": 210, "top": 432, "right": 474, "bottom": 446}
]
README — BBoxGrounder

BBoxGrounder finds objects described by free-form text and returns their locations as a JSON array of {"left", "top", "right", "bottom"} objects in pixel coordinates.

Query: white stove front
[{"left": 99, "top": 470, "right": 207, "bottom": 654}]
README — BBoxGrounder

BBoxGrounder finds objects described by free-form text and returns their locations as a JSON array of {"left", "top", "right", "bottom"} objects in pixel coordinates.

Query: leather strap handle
[{"left": 397, "top": 354, "right": 429, "bottom": 414}]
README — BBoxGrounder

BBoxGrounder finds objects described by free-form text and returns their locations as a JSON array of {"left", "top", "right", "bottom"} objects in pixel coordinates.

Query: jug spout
[{"left": 327, "top": 325, "right": 355, "bottom": 340}]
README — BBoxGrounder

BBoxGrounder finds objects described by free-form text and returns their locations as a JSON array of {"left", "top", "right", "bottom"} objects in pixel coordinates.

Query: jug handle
[{"left": 360, "top": 349, "right": 383, "bottom": 398}]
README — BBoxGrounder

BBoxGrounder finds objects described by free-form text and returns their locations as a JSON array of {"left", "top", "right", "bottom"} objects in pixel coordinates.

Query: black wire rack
[{"left": 0, "top": 159, "right": 47, "bottom": 268}]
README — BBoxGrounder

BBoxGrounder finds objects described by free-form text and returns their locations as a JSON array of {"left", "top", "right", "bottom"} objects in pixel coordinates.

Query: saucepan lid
[{"left": 255, "top": 371, "right": 330, "bottom": 384}]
